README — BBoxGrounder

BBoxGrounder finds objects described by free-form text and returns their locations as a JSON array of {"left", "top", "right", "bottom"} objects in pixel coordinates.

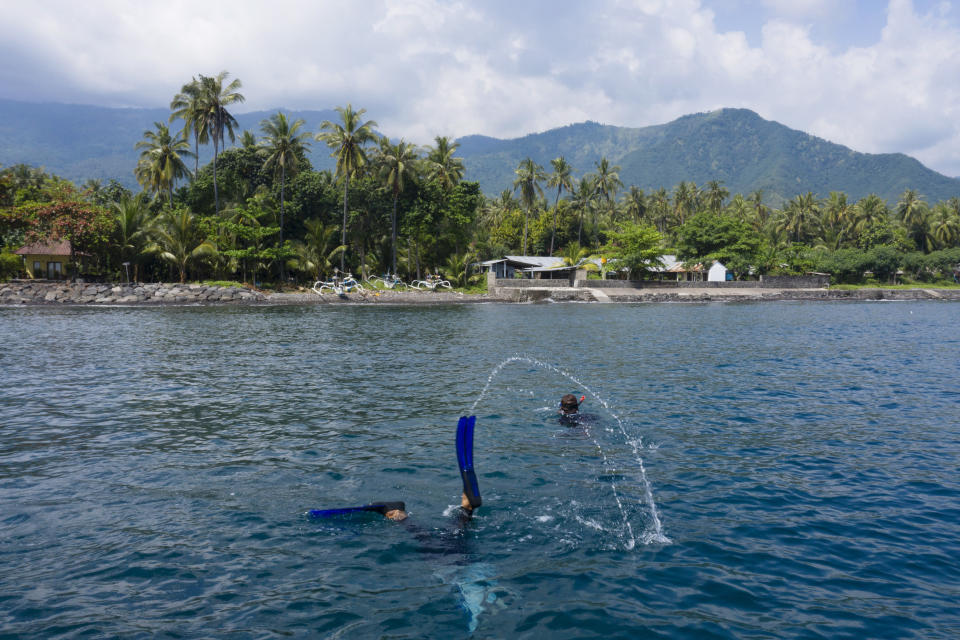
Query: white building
[{"left": 707, "top": 261, "right": 729, "bottom": 282}]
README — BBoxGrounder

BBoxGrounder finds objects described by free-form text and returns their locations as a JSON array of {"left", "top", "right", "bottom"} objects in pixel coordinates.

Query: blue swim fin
[
  {"left": 309, "top": 501, "right": 405, "bottom": 518},
  {"left": 457, "top": 416, "right": 482, "bottom": 508}
]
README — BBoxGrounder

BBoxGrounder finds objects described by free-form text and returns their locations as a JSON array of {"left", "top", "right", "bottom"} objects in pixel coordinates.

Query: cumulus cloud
[{"left": 1, "top": 0, "right": 959, "bottom": 176}]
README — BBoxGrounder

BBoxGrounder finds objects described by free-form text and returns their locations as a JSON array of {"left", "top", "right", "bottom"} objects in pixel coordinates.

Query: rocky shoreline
[
  {"left": 2, "top": 280, "right": 959, "bottom": 306},
  {"left": 0, "top": 281, "right": 266, "bottom": 305}
]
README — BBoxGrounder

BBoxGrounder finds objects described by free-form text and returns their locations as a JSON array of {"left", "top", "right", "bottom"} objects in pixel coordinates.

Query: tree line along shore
[{"left": 2, "top": 70, "right": 960, "bottom": 290}]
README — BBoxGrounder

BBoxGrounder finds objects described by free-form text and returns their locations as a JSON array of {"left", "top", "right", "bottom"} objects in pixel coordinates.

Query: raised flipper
[
  {"left": 456, "top": 415, "right": 482, "bottom": 509},
  {"left": 309, "top": 501, "right": 405, "bottom": 518}
]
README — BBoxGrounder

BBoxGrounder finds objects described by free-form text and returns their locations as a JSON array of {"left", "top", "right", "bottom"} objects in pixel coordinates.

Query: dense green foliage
[{"left": 2, "top": 78, "right": 960, "bottom": 288}]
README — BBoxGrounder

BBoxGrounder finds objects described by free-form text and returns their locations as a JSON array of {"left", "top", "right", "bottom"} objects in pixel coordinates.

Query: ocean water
[{"left": 1, "top": 301, "right": 958, "bottom": 638}]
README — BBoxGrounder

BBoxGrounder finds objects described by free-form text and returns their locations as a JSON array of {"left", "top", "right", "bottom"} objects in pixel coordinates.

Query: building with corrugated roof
[{"left": 14, "top": 239, "right": 70, "bottom": 279}]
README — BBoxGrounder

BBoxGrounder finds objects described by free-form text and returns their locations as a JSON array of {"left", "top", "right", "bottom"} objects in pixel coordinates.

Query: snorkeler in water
[
  {"left": 559, "top": 393, "right": 585, "bottom": 418},
  {"left": 311, "top": 416, "right": 480, "bottom": 522}
]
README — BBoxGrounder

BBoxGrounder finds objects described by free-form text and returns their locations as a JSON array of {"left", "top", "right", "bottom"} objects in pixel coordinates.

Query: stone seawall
[{"left": 0, "top": 281, "right": 266, "bottom": 305}]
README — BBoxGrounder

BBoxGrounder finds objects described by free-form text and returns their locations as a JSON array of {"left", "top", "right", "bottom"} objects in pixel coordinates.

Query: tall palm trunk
[
  {"left": 522, "top": 209, "right": 529, "bottom": 255},
  {"left": 279, "top": 166, "right": 286, "bottom": 281},
  {"left": 193, "top": 131, "right": 199, "bottom": 179},
  {"left": 341, "top": 177, "right": 349, "bottom": 272},
  {"left": 213, "top": 134, "right": 220, "bottom": 215},
  {"left": 391, "top": 194, "right": 398, "bottom": 275},
  {"left": 550, "top": 188, "right": 561, "bottom": 256}
]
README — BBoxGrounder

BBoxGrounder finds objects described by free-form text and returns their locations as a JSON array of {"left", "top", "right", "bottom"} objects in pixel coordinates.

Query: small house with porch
[{"left": 14, "top": 239, "right": 70, "bottom": 279}]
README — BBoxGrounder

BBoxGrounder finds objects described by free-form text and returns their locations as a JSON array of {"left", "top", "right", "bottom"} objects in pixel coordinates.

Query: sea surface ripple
[{"left": 1, "top": 301, "right": 958, "bottom": 638}]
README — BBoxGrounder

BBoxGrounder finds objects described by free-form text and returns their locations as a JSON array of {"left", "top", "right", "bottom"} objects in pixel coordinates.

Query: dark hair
[{"left": 560, "top": 393, "right": 580, "bottom": 413}]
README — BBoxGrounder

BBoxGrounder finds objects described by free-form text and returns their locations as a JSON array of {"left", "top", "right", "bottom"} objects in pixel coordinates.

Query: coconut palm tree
[
  {"left": 288, "top": 218, "right": 345, "bottom": 281},
  {"left": 134, "top": 122, "right": 194, "bottom": 205},
  {"left": 650, "top": 187, "right": 671, "bottom": 234},
  {"left": 704, "top": 180, "right": 729, "bottom": 214},
  {"left": 776, "top": 192, "right": 822, "bottom": 244},
  {"left": 317, "top": 103, "right": 379, "bottom": 272},
  {"left": 673, "top": 181, "right": 696, "bottom": 227},
  {"left": 593, "top": 157, "right": 623, "bottom": 214},
  {"left": 376, "top": 138, "right": 419, "bottom": 275},
  {"left": 145, "top": 208, "right": 217, "bottom": 283},
  {"left": 112, "top": 192, "right": 152, "bottom": 281},
  {"left": 426, "top": 136, "right": 465, "bottom": 191},
  {"left": 259, "top": 112, "right": 311, "bottom": 256},
  {"left": 747, "top": 189, "right": 770, "bottom": 231},
  {"left": 169, "top": 78, "right": 207, "bottom": 179},
  {"left": 896, "top": 189, "right": 926, "bottom": 227},
  {"left": 199, "top": 71, "right": 245, "bottom": 216},
  {"left": 622, "top": 186, "right": 647, "bottom": 224},
  {"left": 546, "top": 157, "right": 574, "bottom": 256},
  {"left": 442, "top": 250, "right": 477, "bottom": 287},
  {"left": 851, "top": 194, "right": 889, "bottom": 237},
  {"left": 931, "top": 202, "right": 960, "bottom": 249},
  {"left": 557, "top": 242, "right": 598, "bottom": 273},
  {"left": 570, "top": 177, "right": 597, "bottom": 245},
  {"left": 513, "top": 157, "right": 546, "bottom": 255}
]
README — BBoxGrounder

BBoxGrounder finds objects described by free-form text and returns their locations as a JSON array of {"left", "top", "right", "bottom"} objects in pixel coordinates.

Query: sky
[{"left": 2, "top": 0, "right": 959, "bottom": 177}]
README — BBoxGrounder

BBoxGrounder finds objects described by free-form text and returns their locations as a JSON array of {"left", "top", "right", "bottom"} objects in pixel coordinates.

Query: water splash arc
[{"left": 469, "top": 355, "right": 670, "bottom": 545}]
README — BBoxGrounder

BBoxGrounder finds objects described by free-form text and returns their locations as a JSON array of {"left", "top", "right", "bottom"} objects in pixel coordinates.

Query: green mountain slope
[
  {"left": 457, "top": 108, "right": 960, "bottom": 204},
  {"left": 0, "top": 99, "right": 337, "bottom": 187},
  {"left": 2, "top": 100, "right": 957, "bottom": 204}
]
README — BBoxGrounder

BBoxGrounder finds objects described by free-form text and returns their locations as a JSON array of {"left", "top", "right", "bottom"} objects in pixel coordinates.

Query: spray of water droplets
[{"left": 469, "top": 355, "right": 670, "bottom": 546}]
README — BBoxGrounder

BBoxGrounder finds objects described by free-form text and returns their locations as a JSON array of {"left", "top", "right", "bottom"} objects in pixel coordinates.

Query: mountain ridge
[
  {"left": 1, "top": 99, "right": 958, "bottom": 205},
  {"left": 456, "top": 108, "right": 960, "bottom": 204}
]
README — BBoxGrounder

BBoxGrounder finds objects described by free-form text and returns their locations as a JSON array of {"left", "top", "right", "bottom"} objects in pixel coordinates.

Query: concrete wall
[
  {"left": 492, "top": 273, "right": 829, "bottom": 290},
  {"left": 759, "top": 274, "right": 830, "bottom": 288}
]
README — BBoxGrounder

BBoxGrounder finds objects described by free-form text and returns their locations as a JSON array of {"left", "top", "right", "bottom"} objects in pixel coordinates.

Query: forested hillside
[
  {"left": 3, "top": 100, "right": 959, "bottom": 205},
  {"left": 457, "top": 109, "right": 960, "bottom": 204}
]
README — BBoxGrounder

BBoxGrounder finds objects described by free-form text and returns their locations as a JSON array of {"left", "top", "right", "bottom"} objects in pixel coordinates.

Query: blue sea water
[{"left": 1, "top": 301, "right": 958, "bottom": 638}]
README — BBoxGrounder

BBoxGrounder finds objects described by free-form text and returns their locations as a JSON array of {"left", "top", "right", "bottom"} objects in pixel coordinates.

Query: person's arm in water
[
  {"left": 381, "top": 493, "right": 473, "bottom": 523},
  {"left": 460, "top": 492, "right": 474, "bottom": 518}
]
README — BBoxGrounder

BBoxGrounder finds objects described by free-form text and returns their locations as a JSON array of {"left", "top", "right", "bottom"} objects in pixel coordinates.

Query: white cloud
[{"left": 1, "top": 0, "right": 959, "bottom": 176}]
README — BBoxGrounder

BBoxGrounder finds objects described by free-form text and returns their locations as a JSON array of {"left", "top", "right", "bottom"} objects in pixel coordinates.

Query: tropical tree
[
  {"left": 896, "top": 189, "right": 926, "bottom": 228},
  {"left": 145, "top": 208, "right": 217, "bottom": 283},
  {"left": 604, "top": 221, "right": 663, "bottom": 278},
  {"left": 851, "top": 194, "right": 890, "bottom": 237},
  {"left": 650, "top": 187, "right": 672, "bottom": 234},
  {"left": 441, "top": 250, "right": 477, "bottom": 287},
  {"left": 704, "top": 180, "right": 729, "bottom": 214},
  {"left": 673, "top": 181, "right": 696, "bottom": 226},
  {"left": 557, "top": 241, "right": 598, "bottom": 272},
  {"left": 111, "top": 192, "right": 152, "bottom": 281},
  {"left": 425, "top": 136, "right": 465, "bottom": 191},
  {"left": 513, "top": 157, "right": 546, "bottom": 255},
  {"left": 316, "top": 103, "right": 379, "bottom": 272},
  {"left": 288, "top": 217, "right": 345, "bottom": 281},
  {"left": 593, "top": 158, "right": 623, "bottom": 234},
  {"left": 240, "top": 130, "right": 258, "bottom": 150},
  {"left": 169, "top": 78, "right": 206, "bottom": 179},
  {"left": 377, "top": 138, "right": 419, "bottom": 274},
  {"left": 622, "top": 186, "right": 647, "bottom": 224},
  {"left": 931, "top": 202, "right": 960, "bottom": 249},
  {"left": 134, "top": 122, "right": 194, "bottom": 205},
  {"left": 570, "top": 177, "right": 596, "bottom": 245},
  {"left": 747, "top": 189, "right": 771, "bottom": 231},
  {"left": 259, "top": 112, "right": 311, "bottom": 258},
  {"left": 897, "top": 189, "right": 933, "bottom": 252},
  {"left": 199, "top": 71, "right": 245, "bottom": 216},
  {"left": 776, "top": 192, "right": 821, "bottom": 244},
  {"left": 821, "top": 191, "right": 853, "bottom": 247},
  {"left": 546, "top": 156, "right": 574, "bottom": 256}
]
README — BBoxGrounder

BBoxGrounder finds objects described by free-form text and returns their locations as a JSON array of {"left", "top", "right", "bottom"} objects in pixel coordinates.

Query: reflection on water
[{"left": 1, "top": 301, "right": 959, "bottom": 638}]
